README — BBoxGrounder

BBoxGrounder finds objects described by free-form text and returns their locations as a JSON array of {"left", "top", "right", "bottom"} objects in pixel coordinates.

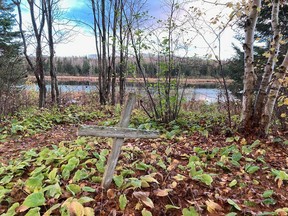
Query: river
[{"left": 25, "top": 82, "right": 230, "bottom": 103}]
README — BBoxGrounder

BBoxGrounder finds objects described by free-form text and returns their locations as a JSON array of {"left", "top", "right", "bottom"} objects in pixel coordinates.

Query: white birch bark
[
  {"left": 261, "top": 50, "right": 288, "bottom": 134},
  {"left": 240, "top": 0, "right": 261, "bottom": 130},
  {"left": 254, "top": 0, "right": 281, "bottom": 122}
]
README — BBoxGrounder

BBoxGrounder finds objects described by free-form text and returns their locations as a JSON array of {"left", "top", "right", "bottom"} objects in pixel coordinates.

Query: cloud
[
  {"left": 55, "top": 31, "right": 95, "bottom": 57},
  {"left": 60, "top": 0, "right": 86, "bottom": 10},
  {"left": 15, "top": 0, "right": 240, "bottom": 59}
]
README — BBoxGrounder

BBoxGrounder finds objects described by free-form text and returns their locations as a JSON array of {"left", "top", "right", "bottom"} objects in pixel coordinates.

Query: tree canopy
[{"left": 0, "top": 0, "right": 21, "bottom": 55}]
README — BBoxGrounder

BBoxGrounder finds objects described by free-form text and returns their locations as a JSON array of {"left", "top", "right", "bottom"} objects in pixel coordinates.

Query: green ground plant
[
  {"left": 0, "top": 102, "right": 287, "bottom": 215},
  {"left": 0, "top": 105, "right": 106, "bottom": 138}
]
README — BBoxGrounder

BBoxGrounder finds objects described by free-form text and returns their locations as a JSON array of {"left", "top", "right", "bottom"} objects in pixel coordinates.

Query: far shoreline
[{"left": 27, "top": 75, "right": 233, "bottom": 85}]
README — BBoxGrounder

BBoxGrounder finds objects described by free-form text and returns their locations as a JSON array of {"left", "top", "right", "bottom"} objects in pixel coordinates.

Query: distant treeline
[{"left": 35, "top": 56, "right": 228, "bottom": 78}]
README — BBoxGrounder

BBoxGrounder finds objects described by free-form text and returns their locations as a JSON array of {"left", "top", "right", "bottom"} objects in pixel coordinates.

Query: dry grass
[{"left": 27, "top": 75, "right": 233, "bottom": 84}]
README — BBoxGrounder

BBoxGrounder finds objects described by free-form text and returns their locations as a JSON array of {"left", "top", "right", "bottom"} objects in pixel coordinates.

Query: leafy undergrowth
[
  {"left": 0, "top": 104, "right": 287, "bottom": 215},
  {"left": 0, "top": 105, "right": 109, "bottom": 139}
]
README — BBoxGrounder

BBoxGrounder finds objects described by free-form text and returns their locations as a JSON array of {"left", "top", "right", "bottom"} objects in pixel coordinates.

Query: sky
[{"left": 18, "top": 0, "right": 242, "bottom": 59}]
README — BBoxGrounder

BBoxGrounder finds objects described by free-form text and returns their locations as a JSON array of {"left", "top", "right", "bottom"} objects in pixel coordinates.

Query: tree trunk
[
  {"left": 261, "top": 50, "right": 288, "bottom": 134},
  {"left": 35, "top": 43, "right": 46, "bottom": 108},
  {"left": 119, "top": 0, "right": 126, "bottom": 105},
  {"left": 45, "top": 0, "right": 60, "bottom": 105},
  {"left": 101, "top": 0, "right": 108, "bottom": 104},
  {"left": 15, "top": 0, "right": 46, "bottom": 108},
  {"left": 111, "top": 0, "right": 119, "bottom": 105},
  {"left": 91, "top": 0, "right": 103, "bottom": 104},
  {"left": 239, "top": 0, "right": 261, "bottom": 132},
  {"left": 253, "top": 0, "right": 280, "bottom": 126}
]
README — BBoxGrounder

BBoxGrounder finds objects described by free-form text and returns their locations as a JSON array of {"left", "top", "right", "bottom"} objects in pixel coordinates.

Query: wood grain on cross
[{"left": 78, "top": 93, "right": 159, "bottom": 189}]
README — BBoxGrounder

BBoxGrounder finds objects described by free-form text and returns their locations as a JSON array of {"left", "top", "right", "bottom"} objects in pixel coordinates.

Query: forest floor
[{"left": 0, "top": 101, "right": 287, "bottom": 216}]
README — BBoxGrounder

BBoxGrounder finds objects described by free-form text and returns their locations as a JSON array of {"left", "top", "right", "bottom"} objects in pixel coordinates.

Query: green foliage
[
  {"left": 119, "top": 194, "right": 128, "bottom": 210},
  {"left": 0, "top": 1, "right": 21, "bottom": 55},
  {"left": 0, "top": 105, "right": 105, "bottom": 137},
  {"left": 227, "top": 199, "right": 241, "bottom": 211},
  {"left": 141, "top": 58, "right": 217, "bottom": 78},
  {"left": 1, "top": 202, "right": 19, "bottom": 216},
  {"left": 245, "top": 164, "right": 260, "bottom": 174},
  {"left": 188, "top": 158, "right": 213, "bottom": 186},
  {"left": 66, "top": 184, "right": 81, "bottom": 196},
  {"left": 229, "top": 179, "right": 237, "bottom": 187},
  {"left": 44, "top": 183, "right": 62, "bottom": 198},
  {"left": 25, "top": 207, "right": 41, "bottom": 216},
  {"left": 25, "top": 174, "right": 44, "bottom": 192},
  {"left": 113, "top": 175, "right": 124, "bottom": 188},
  {"left": 21, "top": 192, "right": 46, "bottom": 208},
  {"left": 72, "top": 169, "right": 89, "bottom": 182},
  {"left": 271, "top": 169, "right": 288, "bottom": 188},
  {"left": 141, "top": 208, "right": 152, "bottom": 216},
  {"left": 223, "top": 45, "right": 244, "bottom": 95},
  {"left": 193, "top": 174, "right": 213, "bottom": 186},
  {"left": 182, "top": 206, "right": 199, "bottom": 216},
  {"left": 0, "top": 104, "right": 286, "bottom": 214},
  {"left": 130, "top": 103, "right": 230, "bottom": 139},
  {"left": 225, "top": 213, "right": 237, "bottom": 216},
  {"left": 55, "top": 57, "right": 95, "bottom": 76},
  {"left": 0, "top": 0, "right": 25, "bottom": 118}
]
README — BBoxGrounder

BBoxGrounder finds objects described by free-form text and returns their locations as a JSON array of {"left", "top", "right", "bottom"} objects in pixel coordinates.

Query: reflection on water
[{"left": 25, "top": 82, "right": 230, "bottom": 103}]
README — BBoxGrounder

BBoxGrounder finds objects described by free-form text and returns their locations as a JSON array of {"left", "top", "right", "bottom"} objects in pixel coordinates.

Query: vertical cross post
[{"left": 101, "top": 93, "right": 136, "bottom": 189}]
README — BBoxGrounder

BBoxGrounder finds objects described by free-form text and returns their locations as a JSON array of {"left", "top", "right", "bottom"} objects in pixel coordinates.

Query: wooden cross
[{"left": 78, "top": 93, "right": 159, "bottom": 189}]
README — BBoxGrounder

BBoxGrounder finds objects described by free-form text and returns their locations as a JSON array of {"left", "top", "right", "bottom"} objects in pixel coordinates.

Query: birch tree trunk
[
  {"left": 240, "top": 0, "right": 261, "bottom": 132},
  {"left": 254, "top": 0, "right": 281, "bottom": 125},
  {"left": 239, "top": 0, "right": 288, "bottom": 136},
  {"left": 261, "top": 50, "right": 288, "bottom": 134}
]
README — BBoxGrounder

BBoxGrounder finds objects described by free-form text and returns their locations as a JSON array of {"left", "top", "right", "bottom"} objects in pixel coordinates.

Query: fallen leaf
[
  {"left": 68, "top": 201, "right": 85, "bottom": 216},
  {"left": 135, "top": 202, "right": 142, "bottom": 210},
  {"left": 172, "top": 174, "right": 186, "bottom": 181},
  {"left": 165, "top": 204, "right": 180, "bottom": 210},
  {"left": 151, "top": 143, "right": 158, "bottom": 149},
  {"left": 153, "top": 189, "right": 172, "bottom": 197},
  {"left": 133, "top": 191, "right": 154, "bottom": 208},
  {"left": 277, "top": 178, "right": 283, "bottom": 188},
  {"left": 142, "top": 198, "right": 154, "bottom": 209},
  {"left": 140, "top": 175, "right": 159, "bottom": 184},
  {"left": 17, "top": 205, "right": 29, "bottom": 213},
  {"left": 107, "top": 189, "right": 116, "bottom": 199},
  {"left": 133, "top": 191, "right": 150, "bottom": 199},
  {"left": 205, "top": 199, "right": 223, "bottom": 213},
  {"left": 169, "top": 181, "right": 178, "bottom": 188},
  {"left": 165, "top": 147, "right": 172, "bottom": 155},
  {"left": 240, "top": 138, "right": 247, "bottom": 145},
  {"left": 167, "top": 159, "right": 179, "bottom": 171},
  {"left": 84, "top": 207, "right": 94, "bottom": 216},
  {"left": 275, "top": 208, "right": 288, "bottom": 216}
]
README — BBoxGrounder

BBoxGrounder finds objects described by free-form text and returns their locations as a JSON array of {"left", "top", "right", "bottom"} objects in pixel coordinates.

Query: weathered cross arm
[
  {"left": 77, "top": 93, "right": 160, "bottom": 189},
  {"left": 78, "top": 125, "right": 159, "bottom": 139}
]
